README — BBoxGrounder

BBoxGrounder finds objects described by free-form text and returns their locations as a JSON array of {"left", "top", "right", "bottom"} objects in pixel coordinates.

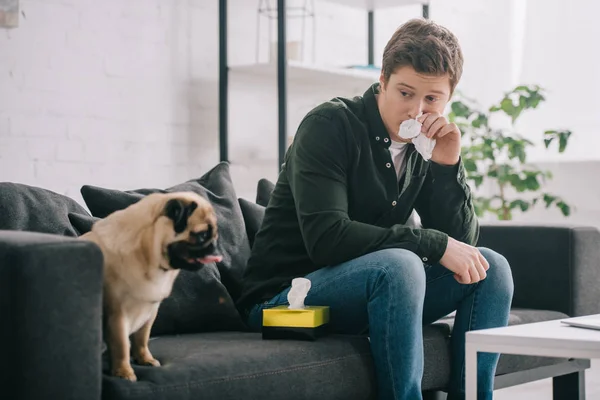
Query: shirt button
[
  {"left": 392, "top": 201, "right": 397, "bottom": 206},
  {"left": 375, "top": 136, "right": 380, "bottom": 141},
  {"left": 386, "top": 162, "right": 391, "bottom": 168},
  {"left": 384, "top": 138, "right": 389, "bottom": 143},
  {"left": 422, "top": 257, "right": 428, "bottom": 262}
]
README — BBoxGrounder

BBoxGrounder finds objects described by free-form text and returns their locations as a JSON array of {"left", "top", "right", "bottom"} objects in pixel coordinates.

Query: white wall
[
  {"left": 0, "top": 0, "right": 225, "bottom": 206},
  {"left": 1, "top": 0, "right": 599, "bottom": 228}
]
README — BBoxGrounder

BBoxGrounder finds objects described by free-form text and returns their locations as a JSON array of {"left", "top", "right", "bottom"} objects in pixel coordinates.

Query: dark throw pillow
[
  {"left": 238, "top": 198, "right": 265, "bottom": 248},
  {"left": 256, "top": 178, "right": 275, "bottom": 207},
  {"left": 0, "top": 183, "right": 90, "bottom": 237},
  {"left": 68, "top": 212, "right": 99, "bottom": 236},
  {"left": 79, "top": 162, "right": 251, "bottom": 335}
]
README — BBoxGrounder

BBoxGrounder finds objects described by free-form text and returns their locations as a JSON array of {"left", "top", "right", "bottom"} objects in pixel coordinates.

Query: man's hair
[{"left": 381, "top": 18, "right": 463, "bottom": 94}]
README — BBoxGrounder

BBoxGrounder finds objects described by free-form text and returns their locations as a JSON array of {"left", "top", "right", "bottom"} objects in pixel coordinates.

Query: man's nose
[
  {"left": 408, "top": 101, "right": 425, "bottom": 119},
  {"left": 408, "top": 108, "right": 421, "bottom": 120}
]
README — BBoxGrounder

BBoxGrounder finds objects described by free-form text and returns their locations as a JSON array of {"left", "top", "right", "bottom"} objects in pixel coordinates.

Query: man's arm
[
  {"left": 285, "top": 112, "right": 449, "bottom": 267},
  {"left": 414, "top": 160, "right": 479, "bottom": 246}
]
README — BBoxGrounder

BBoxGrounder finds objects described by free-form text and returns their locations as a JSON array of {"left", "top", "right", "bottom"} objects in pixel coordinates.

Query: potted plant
[{"left": 449, "top": 84, "right": 573, "bottom": 220}]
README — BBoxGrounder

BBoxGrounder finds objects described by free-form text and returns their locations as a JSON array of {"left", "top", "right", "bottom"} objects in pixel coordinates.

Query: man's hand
[
  {"left": 417, "top": 113, "right": 461, "bottom": 166},
  {"left": 439, "top": 237, "right": 489, "bottom": 284}
]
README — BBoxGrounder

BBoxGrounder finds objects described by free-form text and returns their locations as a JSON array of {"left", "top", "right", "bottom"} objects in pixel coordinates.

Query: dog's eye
[{"left": 192, "top": 225, "right": 213, "bottom": 243}]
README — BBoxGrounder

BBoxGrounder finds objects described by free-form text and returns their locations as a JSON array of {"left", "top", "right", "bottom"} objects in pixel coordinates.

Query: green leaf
[
  {"left": 544, "top": 138, "right": 553, "bottom": 148},
  {"left": 558, "top": 130, "right": 572, "bottom": 153},
  {"left": 529, "top": 92, "right": 544, "bottom": 108},
  {"left": 519, "top": 95, "right": 527, "bottom": 109},
  {"left": 463, "top": 158, "right": 478, "bottom": 173},
  {"left": 471, "top": 113, "right": 488, "bottom": 129},
  {"left": 509, "top": 199, "right": 530, "bottom": 212},
  {"left": 508, "top": 140, "right": 527, "bottom": 163},
  {"left": 556, "top": 201, "right": 571, "bottom": 216},
  {"left": 559, "top": 135, "right": 568, "bottom": 152},
  {"left": 493, "top": 164, "right": 514, "bottom": 183},
  {"left": 500, "top": 98, "right": 515, "bottom": 116},
  {"left": 469, "top": 174, "right": 484, "bottom": 188},
  {"left": 508, "top": 173, "right": 528, "bottom": 192},
  {"left": 524, "top": 172, "right": 540, "bottom": 191},
  {"left": 451, "top": 101, "right": 472, "bottom": 118},
  {"left": 543, "top": 193, "right": 556, "bottom": 207}
]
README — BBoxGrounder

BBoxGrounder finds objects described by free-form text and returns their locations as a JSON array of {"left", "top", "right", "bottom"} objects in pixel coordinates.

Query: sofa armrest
[
  {"left": 0, "top": 230, "right": 104, "bottom": 400},
  {"left": 478, "top": 223, "right": 600, "bottom": 317}
]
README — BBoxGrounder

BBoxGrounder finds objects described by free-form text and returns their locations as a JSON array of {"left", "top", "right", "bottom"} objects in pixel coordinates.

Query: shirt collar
[{"left": 363, "top": 82, "right": 393, "bottom": 149}]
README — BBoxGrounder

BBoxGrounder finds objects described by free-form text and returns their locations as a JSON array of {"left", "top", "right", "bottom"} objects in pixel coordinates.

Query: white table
[{"left": 465, "top": 315, "right": 600, "bottom": 400}]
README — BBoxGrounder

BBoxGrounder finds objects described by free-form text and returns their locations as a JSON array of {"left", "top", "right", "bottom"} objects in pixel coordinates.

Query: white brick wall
[
  {"left": 1, "top": 0, "right": 596, "bottom": 228},
  {"left": 0, "top": 0, "right": 227, "bottom": 207},
  {"left": 0, "top": 0, "right": 374, "bottom": 204}
]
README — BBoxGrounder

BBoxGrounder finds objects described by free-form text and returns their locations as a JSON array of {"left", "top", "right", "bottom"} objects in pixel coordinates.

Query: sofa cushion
[
  {"left": 0, "top": 183, "right": 90, "bottom": 236},
  {"left": 99, "top": 325, "right": 455, "bottom": 399},
  {"left": 100, "top": 308, "right": 573, "bottom": 399},
  {"left": 101, "top": 332, "right": 376, "bottom": 400},
  {"left": 79, "top": 162, "right": 250, "bottom": 336},
  {"left": 68, "top": 212, "right": 99, "bottom": 236},
  {"left": 256, "top": 178, "right": 275, "bottom": 207},
  {"left": 238, "top": 199, "right": 265, "bottom": 248}
]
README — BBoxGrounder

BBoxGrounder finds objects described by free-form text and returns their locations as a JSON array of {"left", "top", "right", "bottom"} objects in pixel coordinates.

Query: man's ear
[
  {"left": 379, "top": 71, "right": 387, "bottom": 91},
  {"left": 164, "top": 198, "right": 198, "bottom": 234}
]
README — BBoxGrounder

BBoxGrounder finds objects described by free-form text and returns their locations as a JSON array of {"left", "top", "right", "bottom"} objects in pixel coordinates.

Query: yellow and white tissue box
[{"left": 262, "top": 305, "right": 330, "bottom": 341}]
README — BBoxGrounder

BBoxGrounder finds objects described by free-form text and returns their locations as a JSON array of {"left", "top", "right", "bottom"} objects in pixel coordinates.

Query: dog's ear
[{"left": 164, "top": 198, "right": 198, "bottom": 234}]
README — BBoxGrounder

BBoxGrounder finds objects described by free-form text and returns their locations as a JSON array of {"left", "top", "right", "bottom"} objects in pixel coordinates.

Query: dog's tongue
[{"left": 196, "top": 255, "right": 223, "bottom": 264}]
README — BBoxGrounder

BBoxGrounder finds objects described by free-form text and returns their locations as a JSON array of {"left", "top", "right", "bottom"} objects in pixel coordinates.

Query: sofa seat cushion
[
  {"left": 102, "top": 309, "right": 574, "bottom": 399},
  {"left": 101, "top": 332, "right": 377, "bottom": 400}
]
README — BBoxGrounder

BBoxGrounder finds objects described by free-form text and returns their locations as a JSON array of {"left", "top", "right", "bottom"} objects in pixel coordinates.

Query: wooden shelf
[
  {"left": 323, "top": 0, "right": 429, "bottom": 10},
  {"left": 230, "top": 61, "right": 380, "bottom": 90}
]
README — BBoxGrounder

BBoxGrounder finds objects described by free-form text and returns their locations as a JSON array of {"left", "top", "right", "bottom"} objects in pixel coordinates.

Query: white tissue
[
  {"left": 287, "top": 277, "right": 311, "bottom": 309},
  {"left": 398, "top": 118, "right": 436, "bottom": 161},
  {"left": 412, "top": 133, "right": 436, "bottom": 161},
  {"left": 398, "top": 119, "right": 422, "bottom": 140}
]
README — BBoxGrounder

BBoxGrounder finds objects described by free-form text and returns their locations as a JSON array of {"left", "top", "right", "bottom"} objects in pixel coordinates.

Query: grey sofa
[{"left": 1, "top": 162, "right": 599, "bottom": 400}]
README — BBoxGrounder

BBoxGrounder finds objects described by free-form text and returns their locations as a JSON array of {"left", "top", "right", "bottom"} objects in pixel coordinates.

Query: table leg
[{"left": 465, "top": 342, "right": 477, "bottom": 400}]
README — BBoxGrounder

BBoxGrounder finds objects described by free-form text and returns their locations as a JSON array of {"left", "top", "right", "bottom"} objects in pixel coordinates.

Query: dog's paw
[
  {"left": 136, "top": 357, "right": 161, "bottom": 367},
  {"left": 133, "top": 352, "right": 161, "bottom": 367},
  {"left": 112, "top": 365, "right": 137, "bottom": 382}
]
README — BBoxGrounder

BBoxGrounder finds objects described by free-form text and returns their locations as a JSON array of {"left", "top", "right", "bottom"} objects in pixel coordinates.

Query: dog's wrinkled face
[{"left": 163, "top": 196, "right": 221, "bottom": 271}]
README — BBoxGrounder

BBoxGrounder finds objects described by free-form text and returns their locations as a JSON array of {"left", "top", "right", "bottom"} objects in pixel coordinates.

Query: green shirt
[{"left": 236, "top": 83, "right": 479, "bottom": 313}]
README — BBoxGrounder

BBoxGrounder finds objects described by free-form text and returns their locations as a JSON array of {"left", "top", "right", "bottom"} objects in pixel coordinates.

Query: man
[{"left": 236, "top": 18, "right": 514, "bottom": 400}]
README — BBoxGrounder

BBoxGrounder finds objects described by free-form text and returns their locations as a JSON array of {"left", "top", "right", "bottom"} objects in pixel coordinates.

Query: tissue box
[{"left": 262, "top": 305, "right": 330, "bottom": 341}]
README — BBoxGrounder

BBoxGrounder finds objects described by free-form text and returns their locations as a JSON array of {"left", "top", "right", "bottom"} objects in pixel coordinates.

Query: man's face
[{"left": 377, "top": 65, "right": 452, "bottom": 142}]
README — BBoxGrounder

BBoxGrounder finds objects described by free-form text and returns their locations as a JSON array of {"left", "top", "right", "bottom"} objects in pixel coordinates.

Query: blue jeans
[{"left": 246, "top": 248, "right": 514, "bottom": 400}]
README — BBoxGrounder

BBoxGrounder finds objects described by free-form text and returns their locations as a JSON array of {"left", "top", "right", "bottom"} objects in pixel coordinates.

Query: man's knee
[
  {"left": 478, "top": 247, "right": 514, "bottom": 300},
  {"left": 367, "top": 249, "right": 426, "bottom": 301}
]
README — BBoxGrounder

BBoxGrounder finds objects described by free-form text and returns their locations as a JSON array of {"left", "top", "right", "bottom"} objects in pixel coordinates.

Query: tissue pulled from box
[
  {"left": 398, "top": 118, "right": 421, "bottom": 140},
  {"left": 287, "top": 277, "right": 311, "bottom": 309},
  {"left": 398, "top": 118, "right": 436, "bottom": 161}
]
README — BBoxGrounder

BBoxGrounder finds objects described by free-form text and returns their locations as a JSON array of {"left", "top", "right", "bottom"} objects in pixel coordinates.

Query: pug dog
[{"left": 80, "top": 191, "right": 222, "bottom": 381}]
